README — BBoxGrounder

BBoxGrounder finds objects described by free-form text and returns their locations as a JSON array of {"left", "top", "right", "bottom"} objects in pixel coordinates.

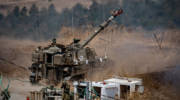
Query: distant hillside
[{"left": 0, "top": 0, "right": 179, "bottom": 40}]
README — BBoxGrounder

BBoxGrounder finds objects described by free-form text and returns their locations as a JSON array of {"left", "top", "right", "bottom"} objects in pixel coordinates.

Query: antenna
[
  {"left": 72, "top": 7, "right": 74, "bottom": 39},
  {"left": 102, "top": 3, "right": 107, "bottom": 58},
  {"left": 71, "top": 6, "right": 77, "bottom": 62}
]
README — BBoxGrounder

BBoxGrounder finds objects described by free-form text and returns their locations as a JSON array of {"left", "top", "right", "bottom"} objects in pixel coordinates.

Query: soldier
[
  {"left": 51, "top": 38, "right": 56, "bottom": 45},
  {"left": 92, "top": 93, "right": 100, "bottom": 100},
  {"left": 73, "top": 38, "right": 80, "bottom": 44},
  {"left": 114, "top": 94, "right": 119, "bottom": 100},
  {"left": 61, "top": 81, "right": 70, "bottom": 100}
]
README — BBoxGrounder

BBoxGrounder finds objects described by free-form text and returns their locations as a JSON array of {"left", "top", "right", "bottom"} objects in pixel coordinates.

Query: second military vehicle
[{"left": 29, "top": 9, "right": 123, "bottom": 83}]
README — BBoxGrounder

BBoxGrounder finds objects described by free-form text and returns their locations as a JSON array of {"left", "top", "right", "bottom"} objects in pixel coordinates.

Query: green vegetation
[{"left": 0, "top": 0, "right": 179, "bottom": 40}]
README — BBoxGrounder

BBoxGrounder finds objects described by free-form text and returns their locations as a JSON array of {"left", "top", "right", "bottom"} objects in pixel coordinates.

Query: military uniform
[{"left": 61, "top": 81, "right": 70, "bottom": 100}]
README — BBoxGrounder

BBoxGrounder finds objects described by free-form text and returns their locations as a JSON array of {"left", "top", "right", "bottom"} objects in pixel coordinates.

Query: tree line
[
  {"left": 0, "top": 4, "right": 60, "bottom": 40},
  {"left": 0, "top": 0, "right": 179, "bottom": 40}
]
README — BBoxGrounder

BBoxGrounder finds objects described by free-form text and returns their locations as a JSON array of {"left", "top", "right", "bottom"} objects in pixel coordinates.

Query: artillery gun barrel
[{"left": 80, "top": 9, "right": 123, "bottom": 49}]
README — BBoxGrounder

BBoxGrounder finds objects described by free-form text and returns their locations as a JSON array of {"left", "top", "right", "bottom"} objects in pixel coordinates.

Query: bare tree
[{"left": 153, "top": 31, "right": 165, "bottom": 50}]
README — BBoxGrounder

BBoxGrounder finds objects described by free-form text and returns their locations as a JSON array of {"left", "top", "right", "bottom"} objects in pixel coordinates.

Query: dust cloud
[
  {"left": 1, "top": 26, "right": 179, "bottom": 78},
  {"left": 0, "top": 36, "right": 46, "bottom": 77},
  {"left": 0, "top": 27, "right": 180, "bottom": 99},
  {"left": 77, "top": 27, "right": 180, "bottom": 80}
]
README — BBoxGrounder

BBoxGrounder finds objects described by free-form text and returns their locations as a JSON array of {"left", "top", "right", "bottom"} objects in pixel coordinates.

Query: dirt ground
[{"left": 0, "top": 27, "right": 180, "bottom": 99}]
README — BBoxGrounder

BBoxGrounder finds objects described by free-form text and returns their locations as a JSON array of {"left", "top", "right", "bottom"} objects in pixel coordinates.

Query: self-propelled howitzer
[{"left": 29, "top": 9, "right": 123, "bottom": 84}]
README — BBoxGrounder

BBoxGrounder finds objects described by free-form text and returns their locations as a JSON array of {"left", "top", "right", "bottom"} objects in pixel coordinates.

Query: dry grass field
[{"left": 0, "top": 27, "right": 180, "bottom": 99}]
